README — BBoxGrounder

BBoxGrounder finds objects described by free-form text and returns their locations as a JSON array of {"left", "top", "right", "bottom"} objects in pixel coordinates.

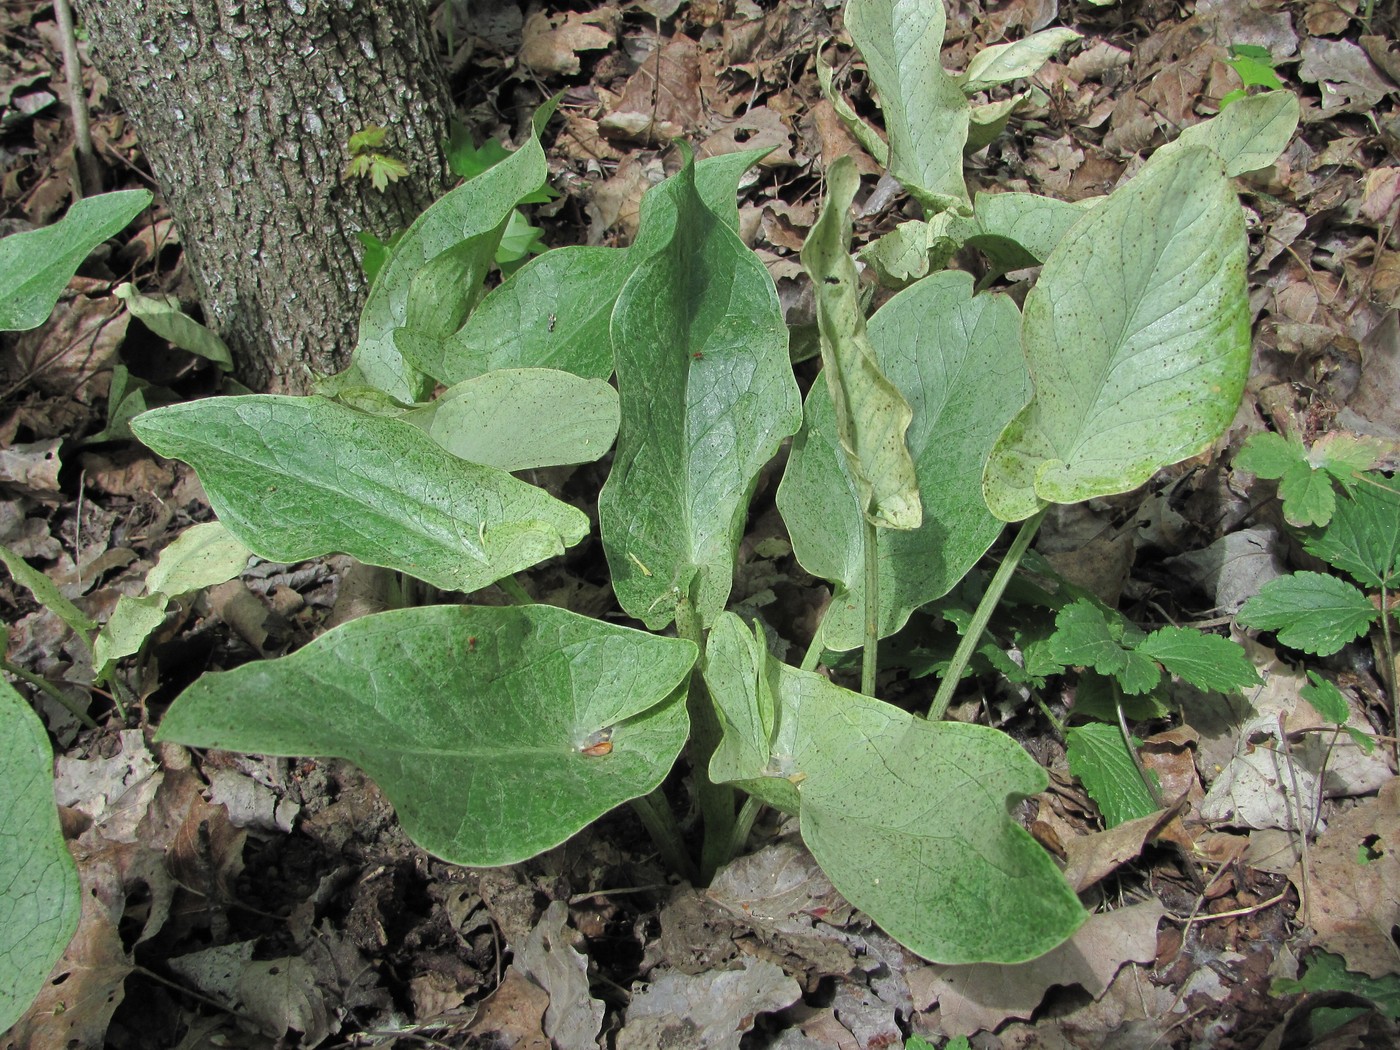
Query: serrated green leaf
[
  {"left": 0, "top": 189, "right": 151, "bottom": 332},
  {"left": 958, "top": 28, "right": 1081, "bottom": 93},
  {"left": 93, "top": 593, "right": 168, "bottom": 675},
  {"left": 347, "top": 125, "right": 388, "bottom": 153},
  {"left": 1302, "top": 474, "right": 1400, "bottom": 589},
  {"left": 145, "top": 521, "right": 251, "bottom": 598},
  {"left": 131, "top": 395, "right": 588, "bottom": 594},
  {"left": 704, "top": 612, "right": 1086, "bottom": 963},
  {"left": 401, "top": 368, "right": 618, "bottom": 471},
  {"left": 983, "top": 147, "right": 1251, "bottom": 522},
  {"left": 1237, "top": 431, "right": 1337, "bottom": 527},
  {"left": 1308, "top": 433, "right": 1397, "bottom": 483},
  {"left": 113, "top": 284, "right": 233, "bottom": 369},
  {"left": 778, "top": 270, "right": 1027, "bottom": 650},
  {"left": 1066, "top": 722, "right": 1158, "bottom": 828},
  {"left": 321, "top": 99, "right": 558, "bottom": 402},
  {"left": 599, "top": 148, "right": 801, "bottom": 629},
  {"left": 802, "top": 156, "right": 921, "bottom": 531},
  {"left": 1237, "top": 571, "right": 1377, "bottom": 656},
  {"left": 0, "top": 679, "right": 80, "bottom": 1032},
  {"left": 1300, "top": 670, "right": 1351, "bottom": 724},
  {"left": 1272, "top": 951, "right": 1400, "bottom": 1023},
  {"left": 1237, "top": 431, "right": 1305, "bottom": 479},
  {"left": 1070, "top": 671, "right": 1171, "bottom": 722},
  {"left": 1136, "top": 626, "right": 1261, "bottom": 692},
  {"left": 845, "top": 0, "right": 971, "bottom": 213},
  {"left": 1046, "top": 601, "right": 1161, "bottom": 694},
  {"left": 0, "top": 543, "right": 97, "bottom": 639},
  {"left": 441, "top": 148, "right": 773, "bottom": 386},
  {"left": 155, "top": 605, "right": 695, "bottom": 866}
]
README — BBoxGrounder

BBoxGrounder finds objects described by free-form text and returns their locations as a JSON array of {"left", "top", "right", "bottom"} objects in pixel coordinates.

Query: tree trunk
[{"left": 73, "top": 0, "right": 455, "bottom": 394}]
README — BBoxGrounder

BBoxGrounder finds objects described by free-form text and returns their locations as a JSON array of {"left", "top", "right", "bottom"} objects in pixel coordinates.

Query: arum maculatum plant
[{"left": 134, "top": 31, "right": 1300, "bottom": 960}]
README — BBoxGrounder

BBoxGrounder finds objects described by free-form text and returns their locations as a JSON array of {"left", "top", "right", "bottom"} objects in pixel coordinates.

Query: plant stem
[
  {"left": 629, "top": 790, "right": 698, "bottom": 884},
  {"left": 497, "top": 575, "right": 533, "bottom": 605},
  {"left": 1380, "top": 584, "right": 1397, "bottom": 766},
  {"left": 729, "top": 794, "right": 763, "bottom": 857},
  {"left": 861, "top": 516, "right": 880, "bottom": 697},
  {"left": 54, "top": 0, "right": 102, "bottom": 197},
  {"left": 3, "top": 663, "right": 100, "bottom": 730},
  {"left": 675, "top": 593, "right": 734, "bottom": 883},
  {"left": 927, "top": 506, "right": 1048, "bottom": 720}
]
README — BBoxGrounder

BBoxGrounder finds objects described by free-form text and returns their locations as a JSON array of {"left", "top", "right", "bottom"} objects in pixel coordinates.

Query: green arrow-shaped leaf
[
  {"left": 322, "top": 100, "right": 558, "bottom": 401},
  {"left": 0, "top": 679, "right": 80, "bottom": 1031},
  {"left": 599, "top": 147, "right": 802, "bottom": 628},
  {"left": 778, "top": 270, "right": 1027, "bottom": 650},
  {"left": 983, "top": 147, "right": 1251, "bottom": 521},
  {"left": 844, "top": 0, "right": 970, "bottom": 214},
  {"left": 156, "top": 604, "right": 696, "bottom": 866},
  {"left": 802, "top": 156, "right": 921, "bottom": 531},
  {"left": 704, "top": 612, "right": 1085, "bottom": 963},
  {"left": 132, "top": 395, "right": 588, "bottom": 594},
  {"left": 0, "top": 189, "right": 150, "bottom": 332}
]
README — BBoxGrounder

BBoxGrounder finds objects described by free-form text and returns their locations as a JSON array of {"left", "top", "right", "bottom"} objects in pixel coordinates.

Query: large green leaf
[
  {"left": 439, "top": 148, "right": 773, "bottom": 386},
  {"left": 401, "top": 368, "right": 619, "bottom": 471},
  {"left": 704, "top": 613, "right": 1086, "bottom": 963},
  {"left": 131, "top": 396, "right": 588, "bottom": 594},
  {"left": 778, "top": 271, "right": 1027, "bottom": 650},
  {"left": 983, "top": 146, "right": 1251, "bottom": 521},
  {"left": 0, "top": 679, "right": 80, "bottom": 1031},
  {"left": 320, "top": 100, "right": 558, "bottom": 402},
  {"left": 0, "top": 189, "right": 150, "bottom": 332},
  {"left": 844, "top": 0, "right": 970, "bottom": 214},
  {"left": 156, "top": 605, "right": 696, "bottom": 866},
  {"left": 802, "top": 156, "right": 921, "bottom": 531},
  {"left": 112, "top": 284, "right": 233, "bottom": 369},
  {"left": 599, "top": 148, "right": 802, "bottom": 629}
]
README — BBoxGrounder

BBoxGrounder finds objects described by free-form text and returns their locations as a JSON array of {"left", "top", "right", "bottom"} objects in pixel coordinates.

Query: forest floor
[{"left": 4, "top": 0, "right": 1400, "bottom": 1047}]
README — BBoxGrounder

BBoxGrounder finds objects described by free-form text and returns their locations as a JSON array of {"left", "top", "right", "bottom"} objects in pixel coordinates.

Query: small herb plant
[
  {"left": 1236, "top": 432, "right": 1399, "bottom": 753},
  {"left": 8, "top": 2, "right": 1309, "bottom": 971}
]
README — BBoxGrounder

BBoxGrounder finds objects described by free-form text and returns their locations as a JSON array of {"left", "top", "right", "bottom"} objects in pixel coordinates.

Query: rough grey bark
[{"left": 73, "top": 0, "right": 455, "bottom": 394}]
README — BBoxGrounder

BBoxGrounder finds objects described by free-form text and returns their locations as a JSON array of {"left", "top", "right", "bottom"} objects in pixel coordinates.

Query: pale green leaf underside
[
  {"left": 145, "top": 521, "right": 252, "bottom": 598},
  {"left": 113, "top": 284, "right": 233, "bottom": 368},
  {"left": 959, "top": 28, "right": 1082, "bottom": 93},
  {"left": 802, "top": 156, "right": 921, "bottom": 530},
  {"left": 705, "top": 613, "right": 1086, "bottom": 964},
  {"left": 779, "top": 270, "right": 1027, "bottom": 650},
  {"left": 845, "top": 0, "right": 970, "bottom": 213},
  {"left": 155, "top": 605, "right": 696, "bottom": 866},
  {"left": 131, "top": 395, "right": 588, "bottom": 594},
  {"left": 600, "top": 151, "right": 801, "bottom": 629},
  {"left": 0, "top": 189, "right": 150, "bottom": 332},
  {"left": 0, "top": 679, "right": 80, "bottom": 1032},
  {"left": 1154, "top": 89, "right": 1300, "bottom": 178},
  {"left": 1065, "top": 722, "right": 1158, "bottom": 828},
  {"left": 983, "top": 146, "right": 1251, "bottom": 521},
  {"left": 402, "top": 368, "right": 619, "bottom": 471}
]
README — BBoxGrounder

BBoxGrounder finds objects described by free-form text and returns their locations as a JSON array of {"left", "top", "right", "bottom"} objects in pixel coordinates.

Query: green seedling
[
  {"left": 1238, "top": 470, "right": 1399, "bottom": 755},
  {"left": 1272, "top": 951, "right": 1400, "bottom": 1038},
  {"left": 1222, "top": 43, "right": 1284, "bottom": 109},
  {"left": 344, "top": 124, "right": 409, "bottom": 192}
]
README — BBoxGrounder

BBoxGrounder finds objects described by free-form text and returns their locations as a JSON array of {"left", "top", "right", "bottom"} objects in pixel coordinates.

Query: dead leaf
[
  {"left": 1062, "top": 807, "right": 1185, "bottom": 892},
  {"left": 519, "top": 10, "right": 614, "bottom": 77},
  {"left": 0, "top": 438, "right": 62, "bottom": 497},
  {"left": 9, "top": 294, "right": 128, "bottom": 402},
  {"left": 1292, "top": 778, "right": 1400, "bottom": 977},
  {"left": 699, "top": 106, "right": 795, "bottom": 166},
  {"left": 907, "top": 900, "right": 1167, "bottom": 1036},
  {"left": 514, "top": 900, "right": 605, "bottom": 1050},
  {"left": 53, "top": 728, "right": 163, "bottom": 843},
  {"left": 616, "top": 957, "right": 801, "bottom": 1050},
  {"left": 463, "top": 968, "right": 550, "bottom": 1050},
  {"left": 1298, "top": 38, "right": 1398, "bottom": 116},
  {"left": 600, "top": 35, "right": 714, "bottom": 144}
]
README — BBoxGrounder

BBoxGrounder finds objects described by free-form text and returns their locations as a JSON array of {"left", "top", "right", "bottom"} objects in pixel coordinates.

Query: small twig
[
  {"left": 1277, "top": 711, "right": 1312, "bottom": 924},
  {"left": 568, "top": 883, "right": 670, "bottom": 905}
]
